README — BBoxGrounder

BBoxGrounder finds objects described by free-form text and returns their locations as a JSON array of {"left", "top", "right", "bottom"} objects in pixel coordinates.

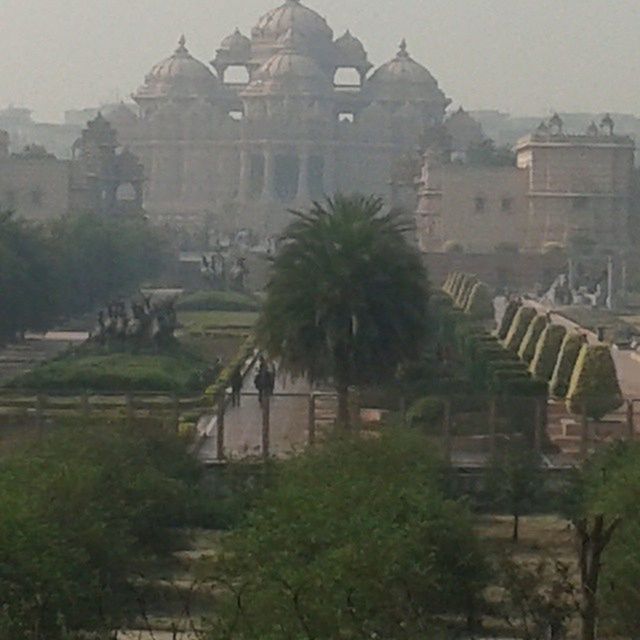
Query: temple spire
[
  {"left": 398, "top": 38, "right": 409, "bottom": 58},
  {"left": 176, "top": 34, "right": 188, "bottom": 54}
]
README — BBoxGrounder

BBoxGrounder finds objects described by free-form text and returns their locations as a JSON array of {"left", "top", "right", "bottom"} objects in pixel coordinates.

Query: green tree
[
  {"left": 566, "top": 344, "right": 623, "bottom": 419},
  {"left": 485, "top": 444, "right": 544, "bottom": 543},
  {"left": 257, "top": 195, "right": 428, "bottom": 426},
  {"left": 0, "top": 422, "right": 206, "bottom": 639},
  {"left": 209, "top": 429, "right": 488, "bottom": 639}
]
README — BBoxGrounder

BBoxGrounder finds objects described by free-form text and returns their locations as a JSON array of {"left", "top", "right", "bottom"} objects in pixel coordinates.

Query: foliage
[
  {"left": 566, "top": 344, "right": 623, "bottom": 419},
  {"left": 549, "top": 332, "right": 587, "bottom": 399},
  {"left": 466, "top": 139, "right": 516, "bottom": 167},
  {"left": 205, "top": 335, "right": 256, "bottom": 399},
  {"left": 406, "top": 395, "right": 445, "bottom": 429},
  {"left": 484, "top": 444, "right": 544, "bottom": 542},
  {"left": 517, "top": 314, "right": 547, "bottom": 364},
  {"left": 497, "top": 298, "right": 521, "bottom": 341},
  {"left": 465, "top": 282, "right": 494, "bottom": 320},
  {"left": 456, "top": 274, "right": 478, "bottom": 309},
  {"left": 529, "top": 323, "right": 567, "bottom": 382},
  {"left": 0, "top": 210, "right": 171, "bottom": 342},
  {"left": 503, "top": 306, "right": 536, "bottom": 353},
  {"left": 580, "top": 443, "right": 640, "bottom": 635},
  {"left": 257, "top": 194, "right": 428, "bottom": 426},
  {"left": 9, "top": 343, "right": 212, "bottom": 393},
  {"left": 176, "top": 290, "right": 260, "bottom": 312},
  {"left": 0, "top": 422, "right": 207, "bottom": 639},
  {"left": 209, "top": 429, "right": 488, "bottom": 639}
]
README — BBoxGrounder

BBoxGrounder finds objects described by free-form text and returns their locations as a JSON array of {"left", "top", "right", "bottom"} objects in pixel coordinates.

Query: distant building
[
  {"left": 102, "top": 0, "right": 452, "bottom": 237},
  {"left": 0, "top": 115, "right": 144, "bottom": 220},
  {"left": 415, "top": 114, "right": 635, "bottom": 254}
]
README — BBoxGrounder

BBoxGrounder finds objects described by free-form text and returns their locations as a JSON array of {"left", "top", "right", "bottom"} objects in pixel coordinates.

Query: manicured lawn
[
  {"left": 178, "top": 311, "right": 258, "bottom": 335},
  {"left": 7, "top": 347, "right": 213, "bottom": 393},
  {"left": 177, "top": 290, "right": 260, "bottom": 312}
]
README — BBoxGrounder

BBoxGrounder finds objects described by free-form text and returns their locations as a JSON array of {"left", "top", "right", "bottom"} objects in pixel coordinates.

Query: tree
[
  {"left": 550, "top": 332, "right": 587, "bottom": 399},
  {"left": 485, "top": 443, "right": 544, "bottom": 543},
  {"left": 209, "top": 429, "right": 488, "bottom": 639},
  {"left": 503, "top": 306, "right": 536, "bottom": 353},
  {"left": 257, "top": 194, "right": 428, "bottom": 427},
  {"left": 529, "top": 323, "right": 567, "bottom": 382},
  {"left": 566, "top": 344, "right": 623, "bottom": 420},
  {"left": 518, "top": 314, "right": 547, "bottom": 364}
]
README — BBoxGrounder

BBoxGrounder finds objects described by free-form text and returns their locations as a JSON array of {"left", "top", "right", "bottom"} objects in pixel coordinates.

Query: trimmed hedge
[
  {"left": 465, "top": 282, "right": 494, "bottom": 320},
  {"left": 497, "top": 299, "right": 521, "bottom": 341},
  {"left": 518, "top": 315, "right": 547, "bottom": 364},
  {"left": 529, "top": 324, "right": 567, "bottom": 382},
  {"left": 549, "top": 332, "right": 587, "bottom": 399},
  {"left": 457, "top": 276, "right": 478, "bottom": 310},
  {"left": 503, "top": 306, "right": 537, "bottom": 353},
  {"left": 177, "top": 290, "right": 260, "bottom": 312},
  {"left": 407, "top": 396, "right": 445, "bottom": 429},
  {"left": 566, "top": 344, "right": 623, "bottom": 419}
]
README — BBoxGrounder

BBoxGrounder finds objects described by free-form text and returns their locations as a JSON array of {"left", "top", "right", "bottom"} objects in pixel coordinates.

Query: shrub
[
  {"left": 497, "top": 299, "right": 521, "bottom": 340},
  {"left": 529, "top": 324, "right": 567, "bottom": 381},
  {"left": 518, "top": 314, "right": 547, "bottom": 363},
  {"left": 549, "top": 332, "right": 587, "bottom": 398},
  {"left": 407, "top": 396, "right": 446, "bottom": 429},
  {"left": 457, "top": 276, "right": 478, "bottom": 309},
  {"left": 450, "top": 272, "right": 466, "bottom": 301},
  {"left": 566, "top": 344, "right": 623, "bottom": 419},
  {"left": 503, "top": 306, "right": 536, "bottom": 353},
  {"left": 177, "top": 290, "right": 261, "bottom": 312},
  {"left": 465, "top": 282, "right": 494, "bottom": 320}
]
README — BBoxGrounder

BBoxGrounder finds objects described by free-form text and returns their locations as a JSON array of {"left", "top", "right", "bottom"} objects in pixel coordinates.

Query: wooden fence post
[
  {"left": 489, "top": 397, "right": 497, "bottom": 459},
  {"left": 216, "top": 392, "right": 226, "bottom": 461},
  {"left": 81, "top": 391, "right": 90, "bottom": 419},
  {"left": 308, "top": 392, "right": 316, "bottom": 446},
  {"left": 262, "top": 394, "right": 271, "bottom": 462},
  {"left": 626, "top": 400, "right": 635, "bottom": 441},
  {"left": 125, "top": 393, "right": 134, "bottom": 426},
  {"left": 443, "top": 399, "right": 452, "bottom": 464},
  {"left": 580, "top": 405, "right": 589, "bottom": 462}
]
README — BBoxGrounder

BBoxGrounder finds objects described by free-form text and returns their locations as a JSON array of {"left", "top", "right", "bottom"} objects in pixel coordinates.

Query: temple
[{"left": 106, "top": 0, "right": 450, "bottom": 236}]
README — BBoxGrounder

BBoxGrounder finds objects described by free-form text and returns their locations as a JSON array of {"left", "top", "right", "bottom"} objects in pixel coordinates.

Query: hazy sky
[{"left": 2, "top": 0, "right": 639, "bottom": 122}]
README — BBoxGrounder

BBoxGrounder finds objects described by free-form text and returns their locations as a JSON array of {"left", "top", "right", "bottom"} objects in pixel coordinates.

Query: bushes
[
  {"left": 465, "top": 282, "right": 494, "bottom": 320},
  {"left": 10, "top": 345, "right": 213, "bottom": 393},
  {"left": 549, "top": 332, "right": 587, "bottom": 398},
  {"left": 0, "top": 422, "right": 208, "bottom": 638},
  {"left": 407, "top": 396, "right": 445, "bottom": 429},
  {"left": 497, "top": 299, "right": 522, "bottom": 340},
  {"left": 503, "top": 306, "right": 537, "bottom": 353},
  {"left": 566, "top": 344, "right": 623, "bottom": 419},
  {"left": 177, "top": 290, "right": 261, "bottom": 312},
  {"left": 518, "top": 314, "right": 547, "bottom": 364},
  {"left": 530, "top": 324, "right": 567, "bottom": 381}
]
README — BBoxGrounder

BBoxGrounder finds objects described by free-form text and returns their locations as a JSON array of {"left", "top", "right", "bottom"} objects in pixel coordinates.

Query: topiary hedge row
[
  {"left": 503, "top": 306, "right": 537, "bottom": 353},
  {"left": 529, "top": 324, "right": 567, "bottom": 382},
  {"left": 497, "top": 298, "right": 522, "bottom": 340},
  {"left": 566, "top": 344, "right": 623, "bottom": 419},
  {"left": 549, "top": 332, "right": 587, "bottom": 399},
  {"left": 518, "top": 315, "right": 548, "bottom": 364}
]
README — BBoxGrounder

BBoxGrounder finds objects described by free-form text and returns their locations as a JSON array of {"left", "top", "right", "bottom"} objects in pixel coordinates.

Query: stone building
[
  {"left": 416, "top": 114, "right": 635, "bottom": 254},
  {"left": 110, "top": 0, "right": 450, "bottom": 237},
  {"left": 0, "top": 115, "right": 144, "bottom": 221},
  {"left": 0, "top": 130, "right": 70, "bottom": 220}
]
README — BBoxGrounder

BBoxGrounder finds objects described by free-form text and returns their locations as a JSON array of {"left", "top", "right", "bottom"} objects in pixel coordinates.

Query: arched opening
[
  {"left": 334, "top": 67, "right": 361, "bottom": 88},
  {"left": 223, "top": 65, "right": 250, "bottom": 85},
  {"left": 275, "top": 155, "right": 299, "bottom": 202}
]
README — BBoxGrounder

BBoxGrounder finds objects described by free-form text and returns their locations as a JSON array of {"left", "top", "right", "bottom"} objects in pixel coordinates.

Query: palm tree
[{"left": 257, "top": 194, "right": 429, "bottom": 427}]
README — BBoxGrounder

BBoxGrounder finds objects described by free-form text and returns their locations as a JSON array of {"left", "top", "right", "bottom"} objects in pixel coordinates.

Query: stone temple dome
[
  {"left": 242, "top": 48, "right": 332, "bottom": 97},
  {"left": 135, "top": 36, "right": 218, "bottom": 101},
  {"left": 366, "top": 40, "right": 447, "bottom": 105},
  {"left": 252, "top": 0, "right": 333, "bottom": 44},
  {"left": 219, "top": 28, "right": 251, "bottom": 54}
]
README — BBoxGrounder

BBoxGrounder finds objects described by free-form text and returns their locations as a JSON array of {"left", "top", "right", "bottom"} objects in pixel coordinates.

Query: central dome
[{"left": 252, "top": 0, "right": 333, "bottom": 44}]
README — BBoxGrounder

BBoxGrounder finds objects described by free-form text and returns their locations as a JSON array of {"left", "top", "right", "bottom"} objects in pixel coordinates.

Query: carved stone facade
[
  {"left": 110, "top": 0, "right": 450, "bottom": 237},
  {"left": 416, "top": 115, "right": 635, "bottom": 254}
]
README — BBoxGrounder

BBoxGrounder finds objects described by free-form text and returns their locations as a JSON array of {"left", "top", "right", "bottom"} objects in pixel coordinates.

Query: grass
[
  {"left": 178, "top": 311, "right": 258, "bottom": 335},
  {"left": 7, "top": 343, "right": 213, "bottom": 393},
  {"left": 177, "top": 290, "right": 261, "bottom": 312}
]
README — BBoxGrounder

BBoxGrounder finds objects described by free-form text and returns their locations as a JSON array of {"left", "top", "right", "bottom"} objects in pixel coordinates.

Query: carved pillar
[
  {"left": 262, "top": 146, "right": 275, "bottom": 202},
  {"left": 238, "top": 147, "right": 250, "bottom": 201},
  {"left": 296, "top": 147, "right": 311, "bottom": 201},
  {"left": 323, "top": 149, "right": 337, "bottom": 197}
]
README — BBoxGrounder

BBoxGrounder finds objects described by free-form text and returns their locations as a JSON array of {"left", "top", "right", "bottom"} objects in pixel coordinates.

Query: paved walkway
[{"left": 198, "top": 360, "right": 324, "bottom": 462}]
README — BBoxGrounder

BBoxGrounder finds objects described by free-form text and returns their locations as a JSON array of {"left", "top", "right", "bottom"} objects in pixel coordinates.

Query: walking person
[{"left": 230, "top": 367, "right": 243, "bottom": 408}]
